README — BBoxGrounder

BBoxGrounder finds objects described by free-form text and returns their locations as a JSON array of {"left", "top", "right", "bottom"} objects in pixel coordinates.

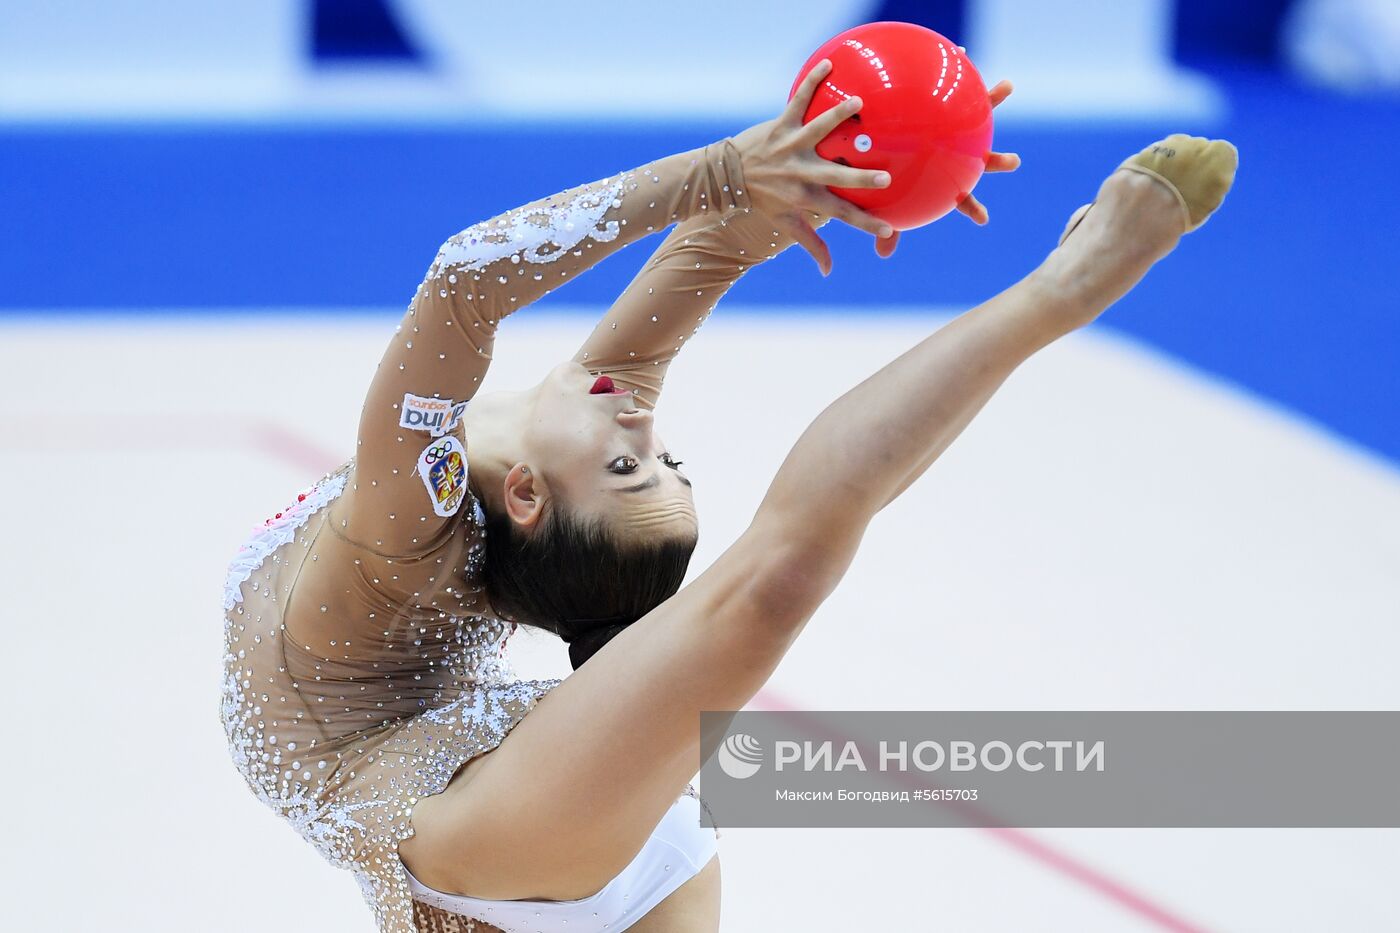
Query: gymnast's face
[{"left": 519, "top": 362, "right": 697, "bottom": 538}]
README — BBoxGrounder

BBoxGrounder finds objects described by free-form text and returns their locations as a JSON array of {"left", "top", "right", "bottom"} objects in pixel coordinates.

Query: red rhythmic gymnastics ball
[{"left": 790, "top": 21, "right": 994, "bottom": 230}]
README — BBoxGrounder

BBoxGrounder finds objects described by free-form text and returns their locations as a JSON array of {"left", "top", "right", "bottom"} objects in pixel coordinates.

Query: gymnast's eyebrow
[{"left": 618, "top": 475, "right": 661, "bottom": 493}]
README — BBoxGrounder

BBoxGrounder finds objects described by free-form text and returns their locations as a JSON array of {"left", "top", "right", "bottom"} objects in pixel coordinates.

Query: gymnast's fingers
[
  {"left": 783, "top": 59, "right": 832, "bottom": 125},
  {"left": 818, "top": 162, "right": 892, "bottom": 190},
  {"left": 800, "top": 94, "right": 862, "bottom": 145},
  {"left": 986, "top": 151, "right": 1021, "bottom": 173},
  {"left": 784, "top": 215, "right": 833, "bottom": 276},
  {"left": 819, "top": 191, "right": 894, "bottom": 239},
  {"left": 957, "top": 193, "right": 989, "bottom": 225},
  {"left": 874, "top": 230, "right": 900, "bottom": 258}
]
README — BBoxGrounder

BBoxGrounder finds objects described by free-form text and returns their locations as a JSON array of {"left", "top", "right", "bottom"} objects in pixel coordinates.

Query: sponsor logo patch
[
  {"left": 401, "top": 393, "right": 464, "bottom": 437},
  {"left": 417, "top": 435, "right": 468, "bottom": 517},
  {"left": 445, "top": 399, "right": 469, "bottom": 435}
]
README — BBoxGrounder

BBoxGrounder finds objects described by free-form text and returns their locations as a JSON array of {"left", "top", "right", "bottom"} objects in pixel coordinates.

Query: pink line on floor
[
  {"left": 245, "top": 418, "right": 344, "bottom": 474},
  {"left": 0, "top": 414, "right": 341, "bottom": 475},
  {"left": 747, "top": 689, "right": 1210, "bottom": 933}
]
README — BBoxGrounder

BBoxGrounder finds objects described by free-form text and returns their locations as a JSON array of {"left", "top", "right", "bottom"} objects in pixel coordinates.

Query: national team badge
[{"left": 417, "top": 435, "right": 468, "bottom": 517}]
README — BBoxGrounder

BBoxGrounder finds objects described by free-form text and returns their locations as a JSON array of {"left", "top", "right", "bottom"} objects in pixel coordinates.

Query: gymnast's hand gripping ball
[{"left": 790, "top": 22, "right": 995, "bottom": 230}]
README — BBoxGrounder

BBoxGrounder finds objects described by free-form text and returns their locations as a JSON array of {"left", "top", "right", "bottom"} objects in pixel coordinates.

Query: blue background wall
[{"left": 2, "top": 0, "right": 1395, "bottom": 464}]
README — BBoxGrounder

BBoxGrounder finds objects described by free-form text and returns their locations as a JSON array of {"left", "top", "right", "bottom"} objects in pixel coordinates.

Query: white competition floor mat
[{"left": 3, "top": 310, "right": 1397, "bottom": 931}]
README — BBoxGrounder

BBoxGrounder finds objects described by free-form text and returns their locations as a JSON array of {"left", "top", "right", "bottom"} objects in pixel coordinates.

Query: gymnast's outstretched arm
[
  {"left": 401, "top": 135, "right": 1238, "bottom": 902},
  {"left": 332, "top": 60, "right": 891, "bottom": 558},
  {"left": 332, "top": 143, "right": 750, "bottom": 556}
]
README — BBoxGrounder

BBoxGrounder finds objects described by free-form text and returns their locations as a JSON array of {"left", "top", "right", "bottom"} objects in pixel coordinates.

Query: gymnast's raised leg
[{"left": 401, "top": 135, "right": 1238, "bottom": 917}]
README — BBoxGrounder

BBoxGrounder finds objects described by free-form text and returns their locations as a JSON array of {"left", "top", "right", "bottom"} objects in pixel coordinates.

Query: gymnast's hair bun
[{"left": 564, "top": 620, "right": 633, "bottom": 669}]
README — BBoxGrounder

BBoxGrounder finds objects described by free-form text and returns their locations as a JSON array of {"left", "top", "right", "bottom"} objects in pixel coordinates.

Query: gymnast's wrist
[
  {"left": 652, "top": 140, "right": 752, "bottom": 226},
  {"left": 712, "top": 138, "right": 752, "bottom": 215}
]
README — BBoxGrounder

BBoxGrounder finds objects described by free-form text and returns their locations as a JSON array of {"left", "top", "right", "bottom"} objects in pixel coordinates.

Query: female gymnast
[{"left": 221, "top": 59, "right": 1236, "bottom": 932}]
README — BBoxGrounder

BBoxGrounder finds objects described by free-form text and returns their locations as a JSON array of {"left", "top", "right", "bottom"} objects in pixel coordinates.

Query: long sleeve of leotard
[
  {"left": 335, "top": 140, "right": 750, "bottom": 555},
  {"left": 573, "top": 204, "right": 797, "bottom": 410}
]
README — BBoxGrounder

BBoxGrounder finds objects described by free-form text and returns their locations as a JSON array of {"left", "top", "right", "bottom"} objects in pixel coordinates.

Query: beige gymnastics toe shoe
[{"left": 1059, "top": 134, "right": 1240, "bottom": 245}]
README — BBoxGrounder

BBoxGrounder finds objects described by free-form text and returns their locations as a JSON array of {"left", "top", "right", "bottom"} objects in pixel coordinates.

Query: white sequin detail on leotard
[
  {"left": 223, "top": 472, "right": 347, "bottom": 611},
  {"left": 431, "top": 178, "right": 626, "bottom": 275},
  {"left": 220, "top": 466, "right": 559, "bottom": 932}
]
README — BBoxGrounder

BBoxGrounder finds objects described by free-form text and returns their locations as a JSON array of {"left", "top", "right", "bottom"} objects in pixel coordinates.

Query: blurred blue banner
[{"left": 1, "top": 2, "right": 1396, "bottom": 463}]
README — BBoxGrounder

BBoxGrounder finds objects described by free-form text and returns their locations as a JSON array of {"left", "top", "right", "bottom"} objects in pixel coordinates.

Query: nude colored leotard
[{"left": 221, "top": 139, "right": 793, "bottom": 932}]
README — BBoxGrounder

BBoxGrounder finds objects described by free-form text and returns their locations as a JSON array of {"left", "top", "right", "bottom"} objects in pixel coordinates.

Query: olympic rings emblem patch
[{"left": 417, "top": 435, "right": 468, "bottom": 517}]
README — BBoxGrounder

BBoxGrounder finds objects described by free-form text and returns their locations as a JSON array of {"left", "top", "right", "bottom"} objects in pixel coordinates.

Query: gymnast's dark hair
[{"left": 481, "top": 505, "right": 698, "bottom": 669}]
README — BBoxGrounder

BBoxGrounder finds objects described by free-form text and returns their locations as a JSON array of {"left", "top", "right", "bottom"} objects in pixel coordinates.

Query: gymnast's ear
[{"left": 502, "top": 463, "right": 546, "bottom": 529}]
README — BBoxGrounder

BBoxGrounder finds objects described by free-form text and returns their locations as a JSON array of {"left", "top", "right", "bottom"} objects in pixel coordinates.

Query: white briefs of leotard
[{"left": 404, "top": 794, "right": 717, "bottom": 932}]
